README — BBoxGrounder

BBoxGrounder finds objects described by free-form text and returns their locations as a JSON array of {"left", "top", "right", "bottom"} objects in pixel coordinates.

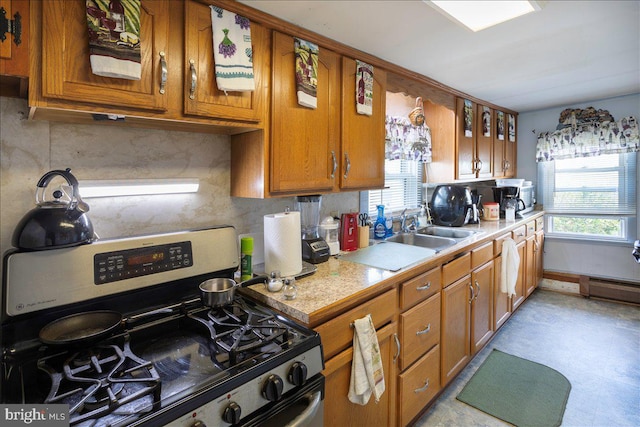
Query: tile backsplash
[{"left": 0, "top": 97, "right": 358, "bottom": 271}]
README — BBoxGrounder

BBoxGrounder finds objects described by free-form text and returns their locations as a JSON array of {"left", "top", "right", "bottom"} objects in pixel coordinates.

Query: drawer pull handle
[
  {"left": 159, "top": 51, "right": 167, "bottom": 94},
  {"left": 416, "top": 282, "right": 431, "bottom": 291},
  {"left": 416, "top": 324, "right": 431, "bottom": 335},
  {"left": 393, "top": 333, "right": 400, "bottom": 364},
  {"left": 414, "top": 379, "right": 429, "bottom": 393}
]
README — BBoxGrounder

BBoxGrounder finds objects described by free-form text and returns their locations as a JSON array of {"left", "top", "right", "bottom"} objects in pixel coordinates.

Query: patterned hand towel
[
  {"left": 501, "top": 238, "right": 520, "bottom": 297},
  {"left": 210, "top": 6, "right": 255, "bottom": 93},
  {"left": 356, "top": 60, "right": 373, "bottom": 116},
  {"left": 86, "top": 0, "right": 141, "bottom": 80},
  {"left": 348, "top": 314, "right": 386, "bottom": 405},
  {"left": 294, "top": 38, "right": 319, "bottom": 109}
]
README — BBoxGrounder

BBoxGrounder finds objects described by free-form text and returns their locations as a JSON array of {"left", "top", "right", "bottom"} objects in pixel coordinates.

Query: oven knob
[
  {"left": 288, "top": 361, "right": 308, "bottom": 386},
  {"left": 262, "top": 374, "right": 284, "bottom": 401},
  {"left": 222, "top": 401, "right": 241, "bottom": 425},
  {"left": 191, "top": 421, "right": 206, "bottom": 427}
]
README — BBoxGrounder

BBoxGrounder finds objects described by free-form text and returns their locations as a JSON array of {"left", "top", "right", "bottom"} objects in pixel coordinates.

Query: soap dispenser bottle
[{"left": 374, "top": 205, "right": 388, "bottom": 239}]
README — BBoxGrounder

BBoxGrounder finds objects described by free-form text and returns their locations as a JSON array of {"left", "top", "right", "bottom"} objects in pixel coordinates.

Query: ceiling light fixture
[
  {"left": 78, "top": 178, "right": 200, "bottom": 198},
  {"left": 426, "top": 1, "right": 545, "bottom": 32}
]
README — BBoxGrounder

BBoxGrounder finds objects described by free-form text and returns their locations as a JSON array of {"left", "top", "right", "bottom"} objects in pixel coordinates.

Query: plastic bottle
[
  {"left": 374, "top": 205, "right": 388, "bottom": 239},
  {"left": 240, "top": 237, "right": 253, "bottom": 281},
  {"left": 418, "top": 203, "right": 428, "bottom": 227}
]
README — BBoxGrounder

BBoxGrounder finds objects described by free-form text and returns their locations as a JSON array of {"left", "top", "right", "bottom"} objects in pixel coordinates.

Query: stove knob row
[
  {"left": 222, "top": 401, "right": 241, "bottom": 424},
  {"left": 262, "top": 373, "right": 284, "bottom": 401},
  {"left": 288, "top": 361, "right": 308, "bottom": 386}
]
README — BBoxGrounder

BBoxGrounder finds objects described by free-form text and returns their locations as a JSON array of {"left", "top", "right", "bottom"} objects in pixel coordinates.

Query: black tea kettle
[{"left": 12, "top": 168, "right": 95, "bottom": 251}]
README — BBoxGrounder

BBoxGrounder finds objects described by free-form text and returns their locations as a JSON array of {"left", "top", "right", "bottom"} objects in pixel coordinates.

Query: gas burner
[
  {"left": 188, "top": 299, "right": 291, "bottom": 366},
  {"left": 39, "top": 338, "right": 161, "bottom": 425}
]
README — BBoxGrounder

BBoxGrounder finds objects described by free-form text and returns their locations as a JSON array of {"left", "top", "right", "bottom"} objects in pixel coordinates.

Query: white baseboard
[{"left": 539, "top": 278, "right": 580, "bottom": 294}]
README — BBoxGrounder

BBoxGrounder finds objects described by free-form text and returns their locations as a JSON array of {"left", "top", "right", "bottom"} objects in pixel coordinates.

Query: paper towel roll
[{"left": 264, "top": 211, "right": 302, "bottom": 277}]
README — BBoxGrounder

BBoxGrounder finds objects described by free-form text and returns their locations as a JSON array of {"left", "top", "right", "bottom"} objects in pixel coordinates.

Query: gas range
[{"left": 1, "top": 227, "right": 324, "bottom": 426}]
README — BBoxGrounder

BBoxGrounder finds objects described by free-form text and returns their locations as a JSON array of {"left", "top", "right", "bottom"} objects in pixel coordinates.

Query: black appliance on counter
[
  {"left": 429, "top": 184, "right": 473, "bottom": 227},
  {"left": 492, "top": 186, "right": 526, "bottom": 218},
  {"left": 1, "top": 227, "right": 324, "bottom": 427}
]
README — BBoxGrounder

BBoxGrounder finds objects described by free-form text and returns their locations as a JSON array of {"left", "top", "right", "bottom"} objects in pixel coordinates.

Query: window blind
[
  {"left": 365, "top": 159, "right": 422, "bottom": 216},
  {"left": 538, "top": 152, "right": 636, "bottom": 215}
]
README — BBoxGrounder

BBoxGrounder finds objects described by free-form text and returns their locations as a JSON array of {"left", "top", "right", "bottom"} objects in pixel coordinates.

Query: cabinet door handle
[
  {"left": 393, "top": 333, "right": 400, "bottom": 364},
  {"left": 414, "top": 378, "right": 430, "bottom": 393},
  {"left": 189, "top": 59, "right": 197, "bottom": 100},
  {"left": 468, "top": 283, "right": 475, "bottom": 304},
  {"left": 534, "top": 239, "right": 540, "bottom": 252},
  {"left": 474, "top": 280, "right": 480, "bottom": 301},
  {"left": 476, "top": 159, "right": 483, "bottom": 172},
  {"left": 159, "top": 52, "right": 167, "bottom": 95},
  {"left": 343, "top": 153, "right": 351, "bottom": 179},
  {"left": 416, "top": 282, "right": 431, "bottom": 291},
  {"left": 416, "top": 323, "right": 431, "bottom": 335},
  {"left": 330, "top": 151, "right": 337, "bottom": 178}
]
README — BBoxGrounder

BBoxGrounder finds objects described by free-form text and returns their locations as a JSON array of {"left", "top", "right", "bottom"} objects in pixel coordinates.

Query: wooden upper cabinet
[
  {"left": 183, "top": 0, "right": 268, "bottom": 122},
  {"left": 270, "top": 31, "right": 340, "bottom": 194},
  {"left": 475, "top": 104, "right": 493, "bottom": 178},
  {"left": 0, "top": 0, "right": 29, "bottom": 78},
  {"left": 456, "top": 98, "right": 493, "bottom": 180},
  {"left": 339, "top": 57, "right": 386, "bottom": 190},
  {"left": 504, "top": 112, "right": 517, "bottom": 177},
  {"left": 41, "top": 0, "right": 169, "bottom": 111},
  {"left": 494, "top": 111, "right": 517, "bottom": 178}
]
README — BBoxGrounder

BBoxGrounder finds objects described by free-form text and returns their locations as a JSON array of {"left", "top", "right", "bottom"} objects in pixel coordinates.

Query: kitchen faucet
[{"left": 400, "top": 208, "right": 419, "bottom": 233}]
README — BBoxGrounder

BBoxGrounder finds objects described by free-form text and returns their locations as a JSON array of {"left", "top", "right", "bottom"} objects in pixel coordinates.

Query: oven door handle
[{"left": 284, "top": 391, "right": 322, "bottom": 427}]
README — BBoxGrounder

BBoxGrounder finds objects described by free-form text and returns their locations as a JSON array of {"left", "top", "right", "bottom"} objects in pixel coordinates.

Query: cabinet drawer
[
  {"left": 525, "top": 220, "right": 536, "bottom": 236},
  {"left": 399, "top": 344, "right": 441, "bottom": 426},
  {"left": 536, "top": 216, "right": 544, "bottom": 231},
  {"left": 511, "top": 225, "right": 527, "bottom": 244},
  {"left": 493, "top": 232, "right": 511, "bottom": 256},
  {"left": 442, "top": 253, "right": 471, "bottom": 286},
  {"left": 315, "top": 288, "right": 397, "bottom": 360},
  {"left": 400, "top": 292, "right": 440, "bottom": 370},
  {"left": 400, "top": 267, "right": 441, "bottom": 310},
  {"left": 471, "top": 242, "right": 493, "bottom": 270}
]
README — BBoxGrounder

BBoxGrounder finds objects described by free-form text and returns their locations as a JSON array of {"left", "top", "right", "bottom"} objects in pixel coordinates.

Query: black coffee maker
[
  {"left": 467, "top": 190, "right": 482, "bottom": 224},
  {"left": 492, "top": 186, "right": 525, "bottom": 218}
]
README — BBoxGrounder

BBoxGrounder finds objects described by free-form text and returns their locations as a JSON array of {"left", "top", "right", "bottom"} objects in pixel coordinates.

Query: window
[
  {"left": 360, "top": 159, "right": 423, "bottom": 217},
  {"left": 538, "top": 152, "right": 637, "bottom": 242}
]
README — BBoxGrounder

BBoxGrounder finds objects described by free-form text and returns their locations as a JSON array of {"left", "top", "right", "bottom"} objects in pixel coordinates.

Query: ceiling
[{"left": 238, "top": 0, "right": 640, "bottom": 113}]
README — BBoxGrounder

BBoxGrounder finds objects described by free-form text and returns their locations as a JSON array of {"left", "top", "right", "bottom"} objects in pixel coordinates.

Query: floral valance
[
  {"left": 536, "top": 108, "right": 639, "bottom": 162},
  {"left": 385, "top": 116, "right": 432, "bottom": 163}
]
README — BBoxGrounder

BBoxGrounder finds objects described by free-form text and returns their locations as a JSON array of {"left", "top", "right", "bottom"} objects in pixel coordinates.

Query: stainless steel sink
[
  {"left": 384, "top": 233, "right": 457, "bottom": 251},
  {"left": 417, "top": 226, "right": 478, "bottom": 240}
]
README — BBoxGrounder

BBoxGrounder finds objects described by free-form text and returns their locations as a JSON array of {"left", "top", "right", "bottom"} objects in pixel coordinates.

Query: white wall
[
  {"left": 0, "top": 97, "right": 359, "bottom": 274},
  {"left": 517, "top": 93, "right": 640, "bottom": 283}
]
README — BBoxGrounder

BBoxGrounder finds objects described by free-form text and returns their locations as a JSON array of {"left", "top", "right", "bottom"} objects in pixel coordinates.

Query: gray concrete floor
[{"left": 413, "top": 289, "right": 640, "bottom": 426}]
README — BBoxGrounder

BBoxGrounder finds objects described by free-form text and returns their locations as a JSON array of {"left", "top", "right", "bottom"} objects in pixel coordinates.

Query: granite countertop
[{"left": 240, "top": 210, "right": 544, "bottom": 327}]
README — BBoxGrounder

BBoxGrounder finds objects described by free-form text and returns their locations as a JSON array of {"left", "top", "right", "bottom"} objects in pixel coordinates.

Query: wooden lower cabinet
[
  {"left": 511, "top": 241, "right": 526, "bottom": 310},
  {"left": 441, "top": 274, "right": 472, "bottom": 386},
  {"left": 399, "top": 344, "right": 441, "bottom": 426},
  {"left": 471, "top": 260, "right": 494, "bottom": 354},
  {"left": 399, "top": 292, "right": 440, "bottom": 371},
  {"left": 534, "top": 231, "right": 544, "bottom": 286},
  {"left": 493, "top": 254, "right": 512, "bottom": 330},
  {"left": 322, "top": 322, "right": 398, "bottom": 427}
]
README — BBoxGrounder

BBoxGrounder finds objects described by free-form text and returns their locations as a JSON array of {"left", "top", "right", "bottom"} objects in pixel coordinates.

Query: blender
[{"left": 296, "top": 195, "right": 330, "bottom": 264}]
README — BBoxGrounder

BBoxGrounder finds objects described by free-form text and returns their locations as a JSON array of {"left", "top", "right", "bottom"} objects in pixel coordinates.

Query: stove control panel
[{"left": 94, "top": 241, "right": 193, "bottom": 284}]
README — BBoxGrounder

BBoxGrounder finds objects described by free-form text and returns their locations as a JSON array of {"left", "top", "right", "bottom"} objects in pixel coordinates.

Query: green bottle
[{"left": 240, "top": 237, "right": 253, "bottom": 281}]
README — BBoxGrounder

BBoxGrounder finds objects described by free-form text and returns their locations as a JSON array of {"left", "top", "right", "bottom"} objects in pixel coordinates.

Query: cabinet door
[
  {"left": 456, "top": 98, "right": 476, "bottom": 180},
  {"left": 399, "top": 344, "right": 440, "bottom": 426},
  {"left": 504, "top": 113, "right": 517, "bottom": 177},
  {"left": 534, "top": 231, "right": 544, "bottom": 289},
  {"left": 0, "top": 0, "right": 29, "bottom": 78},
  {"left": 183, "top": 1, "right": 267, "bottom": 122},
  {"left": 493, "top": 254, "right": 511, "bottom": 330},
  {"left": 511, "top": 241, "right": 526, "bottom": 310},
  {"left": 323, "top": 323, "right": 398, "bottom": 427},
  {"left": 339, "top": 57, "right": 386, "bottom": 190},
  {"left": 441, "top": 274, "right": 471, "bottom": 386},
  {"left": 525, "top": 235, "right": 536, "bottom": 297},
  {"left": 471, "top": 260, "right": 494, "bottom": 354},
  {"left": 270, "top": 31, "right": 339, "bottom": 194},
  {"left": 41, "top": 0, "right": 169, "bottom": 111},
  {"left": 493, "top": 110, "right": 506, "bottom": 178},
  {"left": 475, "top": 104, "right": 493, "bottom": 178}
]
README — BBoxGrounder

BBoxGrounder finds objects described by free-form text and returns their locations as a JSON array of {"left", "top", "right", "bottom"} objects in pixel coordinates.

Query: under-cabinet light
[
  {"left": 426, "top": 1, "right": 544, "bottom": 32},
  {"left": 79, "top": 178, "right": 200, "bottom": 198}
]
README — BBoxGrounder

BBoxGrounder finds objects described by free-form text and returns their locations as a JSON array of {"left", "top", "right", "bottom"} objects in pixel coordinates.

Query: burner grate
[{"left": 40, "top": 337, "right": 161, "bottom": 425}]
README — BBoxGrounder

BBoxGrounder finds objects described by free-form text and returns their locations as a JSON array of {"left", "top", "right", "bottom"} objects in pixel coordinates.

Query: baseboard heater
[{"left": 579, "top": 276, "right": 640, "bottom": 304}]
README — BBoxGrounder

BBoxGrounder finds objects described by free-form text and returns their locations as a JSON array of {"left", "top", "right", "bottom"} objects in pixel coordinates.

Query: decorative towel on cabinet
[
  {"left": 501, "top": 238, "right": 520, "bottom": 297},
  {"left": 210, "top": 6, "right": 255, "bottom": 93},
  {"left": 356, "top": 60, "right": 373, "bottom": 116},
  {"left": 348, "top": 314, "right": 386, "bottom": 405},
  {"left": 86, "top": 0, "right": 141, "bottom": 80},
  {"left": 294, "top": 38, "right": 319, "bottom": 109}
]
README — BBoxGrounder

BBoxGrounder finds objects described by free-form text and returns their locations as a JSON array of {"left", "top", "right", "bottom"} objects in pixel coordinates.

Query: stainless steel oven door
[{"left": 244, "top": 374, "right": 324, "bottom": 427}]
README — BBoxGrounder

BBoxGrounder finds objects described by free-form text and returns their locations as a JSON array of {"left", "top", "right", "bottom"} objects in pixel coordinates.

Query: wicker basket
[{"left": 409, "top": 97, "right": 425, "bottom": 126}]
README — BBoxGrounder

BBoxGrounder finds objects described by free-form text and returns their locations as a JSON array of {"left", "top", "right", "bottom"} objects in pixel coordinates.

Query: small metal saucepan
[
  {"left": 199, "top": 276, "right": 267, "bottom": 307},
  {"left": 39, "top": 310, "right": 123, "bottom": 346}
]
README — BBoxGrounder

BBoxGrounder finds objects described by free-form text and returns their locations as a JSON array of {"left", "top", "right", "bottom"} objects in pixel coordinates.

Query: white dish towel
[
  {"left": 501, "top": 238, "right": 520, "bottom": 297},
  {"left": 348, "top": 314, "right": 385, "bottom": 405}
]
